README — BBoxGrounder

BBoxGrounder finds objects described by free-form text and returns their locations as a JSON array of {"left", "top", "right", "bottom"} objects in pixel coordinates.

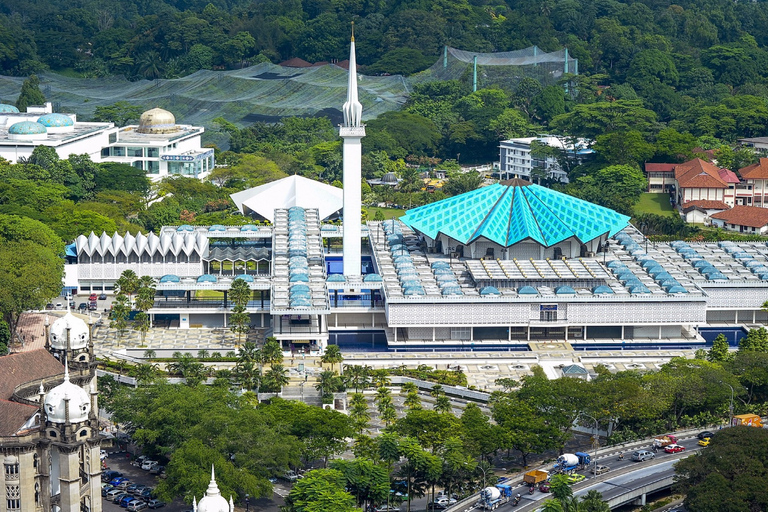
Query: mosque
[
  {"left": 66, "top": 36, "right": 768, "bottom": 352},
  {"left": 0, "top": 311, "right": 102, "bottom": 512},
  {"left": 0, "top": 103, "right": 213, "bottom": 181}
]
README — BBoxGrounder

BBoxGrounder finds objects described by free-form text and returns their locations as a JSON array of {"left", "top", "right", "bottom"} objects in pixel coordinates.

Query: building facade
[
  {"left": 499, "top": 135, "right": 592, "bottom": 184},
  {"left": 0, "top": 314, "right": 101, "bottom": 512}
]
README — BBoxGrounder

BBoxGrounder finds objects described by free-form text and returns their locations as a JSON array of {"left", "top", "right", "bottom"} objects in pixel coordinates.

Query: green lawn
[
  {"left": 366, "top": 206, "right": 406, "bottom": 220},
  {"left": 634, "top": 193, "right": 676, "bottom": 216}
]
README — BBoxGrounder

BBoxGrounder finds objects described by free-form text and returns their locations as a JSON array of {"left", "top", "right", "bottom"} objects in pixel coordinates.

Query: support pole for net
[
  {"left": 473, "top": 55, "right": 477, "bottom": 92},
  {"left": 564, "top": 48, "right": 569, "bottom": 93},
  {"left": 443, "top": 45, "right": 448, "bottom": 68}
]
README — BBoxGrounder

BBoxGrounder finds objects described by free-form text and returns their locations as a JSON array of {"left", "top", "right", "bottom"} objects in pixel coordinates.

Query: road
[{"left": 459, "top": 435, "right": 703, "bottom": 512}]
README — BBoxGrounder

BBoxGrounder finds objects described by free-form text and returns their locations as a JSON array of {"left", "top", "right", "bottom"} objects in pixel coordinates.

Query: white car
[{"left": 141, "top": 460, "right": 159, "bottom": 471}]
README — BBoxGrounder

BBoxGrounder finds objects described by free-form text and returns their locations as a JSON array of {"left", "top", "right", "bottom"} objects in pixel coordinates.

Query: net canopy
[{"left": 410, "top": 45, "right": 577, "bottom": 93}]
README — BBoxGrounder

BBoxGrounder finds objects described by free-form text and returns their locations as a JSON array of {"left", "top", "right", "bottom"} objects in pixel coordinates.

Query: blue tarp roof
[{"left": 400, "top": 182, "right": 630, "bottom": 247}]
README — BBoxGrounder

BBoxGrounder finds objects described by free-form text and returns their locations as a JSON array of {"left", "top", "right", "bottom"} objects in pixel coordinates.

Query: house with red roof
[
  {"left": 710, "top": 205, "right": 768, "bottom": 234},
  {"left": 682, "top": 200, "right": 730, "bottom": 224},
  {"left": 645, "top": 163, "right": 676, "bottom": 193},
  {"left": 673, "top": 158, "right": 737, "bottom": 207},
  {"left": 738, "top": 158, "right": 768, "bottom": 208}
]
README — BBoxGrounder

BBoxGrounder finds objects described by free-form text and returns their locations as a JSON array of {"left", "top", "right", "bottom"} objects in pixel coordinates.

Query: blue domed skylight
[
  {"left": 37, "top": 113, "right": 74, "bottom": 127},
  {"left": 0, "top": 104, "right": 19, "bottom": 113},
  {"left": 9, "top": 121, "right": 46, "bottom": 135}
]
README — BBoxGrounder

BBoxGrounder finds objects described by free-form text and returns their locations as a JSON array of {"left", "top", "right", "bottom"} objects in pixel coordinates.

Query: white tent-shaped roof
[{"left": 230, "top": 175, "right": 344, "bottom": 222}]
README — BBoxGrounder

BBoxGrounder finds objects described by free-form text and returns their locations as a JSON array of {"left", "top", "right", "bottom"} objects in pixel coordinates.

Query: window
[
  {"left": 101, "top": 148, "right": 109, "bottom": 158},
  {"left": 109, "top": 133, "right": 117, "bottom": 144},
  {"left": 147, "top": 147, "right": 159, "bottom": 158},
  {"left": 132, "top": 161, "right": 144, "bottom": 170},
  {"left": 540, "top": 304, "right": 558, "bottom": 322},
  {"left": 112, "top": 146, "right": 125, "bottom": 157},
  {"left": 4, "top": 462, "right": 19, "bottom": 478},
  {"left": 127, "top": 147, "right": 144, "bottom": 157},
  {"left": 450, "top": 327, "right": 471, "bottom": 340},
  {"left": 146, "top": 160, "right": 160, "bottom": 174}
]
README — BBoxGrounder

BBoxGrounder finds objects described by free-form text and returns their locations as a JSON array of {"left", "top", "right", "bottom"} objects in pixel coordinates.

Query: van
[{"left": 631, "top": 450, "right": 655, "bottom": 462}]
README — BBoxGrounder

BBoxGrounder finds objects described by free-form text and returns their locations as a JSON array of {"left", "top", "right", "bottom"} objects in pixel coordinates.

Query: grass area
[
  {"left": 634, "top": 193, "right": 676, "bottom": 216},
  {"left": 195, "top": 290, "right": 224, "bottom": 298},
  {"left": 366, "top": 206, "right": 406, "bottom": 220}
]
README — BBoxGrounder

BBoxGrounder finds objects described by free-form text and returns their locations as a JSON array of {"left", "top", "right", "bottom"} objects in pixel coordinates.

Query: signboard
[{"left": 540, "top": 304, "right": 558, "bottom": 311}]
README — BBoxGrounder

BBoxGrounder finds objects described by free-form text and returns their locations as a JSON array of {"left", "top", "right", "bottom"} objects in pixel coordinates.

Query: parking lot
[{"left": 101, "top": 448, "right": 287, "bottom": 512}]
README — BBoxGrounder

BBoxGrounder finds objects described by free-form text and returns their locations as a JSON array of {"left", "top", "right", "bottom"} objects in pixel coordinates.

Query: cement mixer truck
[
  {"left": 553, "top": 452, "right": 591, "bottom": 473},
  {"left": 478, "top": 484, "right": 513, "bottom": 510}
]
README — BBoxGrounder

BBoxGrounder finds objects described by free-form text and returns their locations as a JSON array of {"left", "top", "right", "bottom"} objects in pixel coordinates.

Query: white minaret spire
[{"left": 340, "top": 21, "right": 365, "bottom": 277}]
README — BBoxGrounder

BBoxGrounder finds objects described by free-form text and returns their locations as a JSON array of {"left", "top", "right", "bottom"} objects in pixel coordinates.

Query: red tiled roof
[
  {"left": 682, "top": 200, "right": 730, "bottom": 212},
  {"left": 645, "top": 163, "right": 676, "bottom": 172},
  {"left": 740, "top": 158, "right": 768, "bottom": 180},
  {"left": 711, "top": 205, "right": 768, "bottom": 228},
  {"left": 279, "top": 57, "right": 312, "bottom": 68},
  {"left": 0, "top": 349, "right": 63, "bottom": 401},
  {"left": 675, "top": 158, "right": 728, "bottom": 189},
  {"left": 0, "top": 399, "right": 38, "bottom": 437},
  {"left": 718, "top": 168, "right": 740, "bottom": 184}
]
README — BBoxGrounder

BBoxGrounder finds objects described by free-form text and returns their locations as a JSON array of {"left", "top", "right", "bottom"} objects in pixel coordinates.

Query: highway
[{"left": 455, "top": 435, "right": 704, "bottom": 512}]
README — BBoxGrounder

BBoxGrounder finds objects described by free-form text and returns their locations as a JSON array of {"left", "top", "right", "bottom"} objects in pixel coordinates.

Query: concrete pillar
[
  {"left": 432, "top": 327, "right": 435, "bottom": 342},
  {"left": 621, "top": 325, "right": 625, "bottom": 340},
  {"left": 659, "top": 325, "right": 662, "bottom": 340},
  {"left": 527, "top": 326, "right": 531, "bottom": 341},
  {"left": 57, "top": 446, "right": 81, "bottom": 512}
]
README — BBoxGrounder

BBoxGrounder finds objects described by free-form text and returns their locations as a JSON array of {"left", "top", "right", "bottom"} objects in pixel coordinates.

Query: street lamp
[
  {"left": 580, "top": 413, "right": 599, "bottom": 475},
  {"left": 464, "top": 461, "right": 487, "bottom": 490}
]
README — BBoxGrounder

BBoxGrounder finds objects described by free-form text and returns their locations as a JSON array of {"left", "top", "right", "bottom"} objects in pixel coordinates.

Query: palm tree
[
  {"left": 229, "top": 278, "right": 252, "bottom": 308},
  {"left": 134, "top": 286, "right": 156, "bottom": 313},
  {"left": 233, "top": 359, "right": 260, "bottom": 391},
  {"left": 197, "top": 350, "right": 209, "bottom": 359},
  {"left": 380, "top": 403, "right": 397, "bottom": 426},
  {"left": 263, "top": 364, "right": 289, "bottom": 394},
  {"left": 143, "top": 349, "right": 156, "bottom": 360},
  {"left": 579, "top": 490, "right": 610, "bottom": 512},
  {"left": 167, "top": 353, "right": 207, "bottom": 386},
  {"left": 114, "top": 270, "right": 140, "bottom": 301},
  {"left": 321, "top": 344, "right": 344, "bottom": 374},
  {"left": 404, "top": 390, "right": 422, "bottom": 411},
  {"left": 370, "top": 368, "right": 390, "bottom": 387},
  {"left": 435, "top": 394, "right": 451, "bottom": 413},
  {"left": 344, "top": 365, "right": 371, "bottom": 393},
  {"left": 429, "top": 384, "right": 444, "bottom": 399},
  {"left": 315, "top": 370, "right": 342, "bottom": 398},
  {"left": 349, "top": 393, "right": 370, "bottom": 434},
  {"left": 132, "top": 312, "right": 150, "bottom": 347},
  {"left": 262, "top": 337, "right": 283, "bottom": 365},
  {"left": 136, "top": 50, "right": 165, "bottom": 79},
  {"left": 401, "top": 382, "right": 418, "bottom": 395},
  {"left": 130, "top": 363, "right": 159, "bottom": 386}
]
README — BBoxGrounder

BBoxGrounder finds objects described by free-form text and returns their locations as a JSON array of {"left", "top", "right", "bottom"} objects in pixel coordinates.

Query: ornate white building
[{"left": 0, "top": 312, "right": 101, "bottom": 512}]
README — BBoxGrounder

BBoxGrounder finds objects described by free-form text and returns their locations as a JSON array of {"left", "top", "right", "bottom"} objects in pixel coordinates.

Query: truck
[
  {"left": 732, "top": 414, "right": 763, "bottom": 428},
  {"left": 478, "top": 484, "right": 513, "bottom": 510},
  {"left": 554, "top": 453, "right": 591, "bottom": 473},
  {"left": 652, "top": 435, "right": 678, "bottom": 448},
  {"left": 523, "top": 470, "right": 549, "bottom": 485}
]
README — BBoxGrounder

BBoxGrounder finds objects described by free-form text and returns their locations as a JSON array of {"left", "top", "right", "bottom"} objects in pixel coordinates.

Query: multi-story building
[
  {"left": 0, "top": 104, "right": 212, "bottom": 181},
  {"left": 498, "top": 135, "right": 593, "bottom": 184},
  {"left": 0, "top": 313, "right": 101, "bottom": 512}
]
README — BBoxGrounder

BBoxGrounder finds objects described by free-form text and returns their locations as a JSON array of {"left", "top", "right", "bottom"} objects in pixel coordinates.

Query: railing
[{"left": 13, "top": 368, "right": 91, "bottom": 406}]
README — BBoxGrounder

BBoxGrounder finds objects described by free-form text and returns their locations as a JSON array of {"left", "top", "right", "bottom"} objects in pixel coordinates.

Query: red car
[
  {"left": 664, "top": 444, "right": 686, "bottom": 453},
  {"left": 89, "top": 293, "right": 98, "bottom": 301}
]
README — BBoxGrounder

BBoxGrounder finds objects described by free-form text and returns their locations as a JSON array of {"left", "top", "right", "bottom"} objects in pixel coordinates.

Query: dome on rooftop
[
  {"left": 37, "top": 113, "right": 74, "bottom": 128},
  {"left": 50, "top": 312, "right": 89, "bottom": 350},
  {"left": 0, "top": 104, "right": 19, "bottom": 113},
  {"left": 9, "top": 121, "right": 47, "bottom": 140},
  {"left": 43, "top": 366, "right": 91, "bottom": 424},
  {"left": 136, "top": 107, "right": 178, "bottom": 134},
  {"left": 381, "top": 172, "right": 398, "bottom": 184}
]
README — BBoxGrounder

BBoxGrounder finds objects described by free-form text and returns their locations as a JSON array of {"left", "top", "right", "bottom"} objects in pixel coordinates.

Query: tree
[
  {"left": 262, "top": 364, "right": 289, "bottom": 394},
  {"left": 0, "top": 320, "right": 9, "bottom": 355},
  {"left": 707, "top": 334, "right": 732, "bottom": 363},
  {"left": 134, "top": 279, "right": 157, "bottom": 313},
  {"left": 321, "top": 344, "right": 344, "bottom": 373},
  {"left": 579, "top": 490, "right": 610, "bottom": 512},
  {"left": 675, "top": 427, "right": 768, "bottom": 512},
  {"left": 443, "top": 171, "right": 483, "bottom": 196},
  {"left": 398, "top": 437, "right": 442, "bottom": 512},
  {"left": 262, "top": 337, "right": 283, "bottom": 365},
  {"left": 109, "top": 293, "right": 130, "bottom": 337},
  {"left": 739, "top": 327, "right": 768, "bottom": 352},
  {"left": 229, "top": 304, "right": 251, "bottom": 344},
  {"left": 130, "top": 362, "right": 159, "bottom": 386},
  {"left": 284, "top": 468, "right": 357, "bottom": 512},
  {"left": 0, "top": 239, "right": 63, "bottom": 338},
  {"left": 593, "top": 131, "right": 655, "bottom": 166},
  {"left": 344, "top": 365, "right": 371, "bottom": 393},
  {"left": 167, "top": 352, "right": 208, "bottom": 386},
  {"left": 15, "top": 75, "right": 45, "bottom": 112},
  {"left": 114, "top": 269, "right": 140, "bottom": 301},
  {"left": 330, "top": 458, "right": 389, "bottom": 510},
  {"left": 133, "top": 312, "right": 150, "bottom": 346},
  {"left": 551, "top": 100, "right": 657, "bottom": 140},
  {"left": 348, "top": 393, "right": 370, "bottom": 434},
  {"left": 93, "top": 101, "right": 144, "bottom": 126}
]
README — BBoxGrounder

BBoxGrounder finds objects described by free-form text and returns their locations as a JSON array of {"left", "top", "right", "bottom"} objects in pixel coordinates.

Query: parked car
[
  {"left": 78, "top": 302, "right": 88, "bottom": 311},
  {"left": 110, "top": 477, "right": 129, "bottom": 486},
  {"left": 102, "top": 484, "right": 115, "bottom": 497},
  {"left": 664, "top": 444, "right": 686, "bottom": 454},
  {"left": 55, "top": 302, "right": 64, "bottom": 310},
  {"left": 45, "top": 303, "right": 54, "bottom": 310},
  {"left": 105, "top": 489, "right": 123, "bottom": 501},
  {"left": 592, "top": 465, "right": 610, "bottom": 475},
  {"left": 698, "top": 437, "right": 711, "bottom": 447},
  {"left": 150, "top": 465, "right": 164, "bottom": 475},
  {"left": 283, "top": 470, "right": 299, "bottom": 482},
  {"left": 631, "top": 450, "right": 655, "bottom": 462},
  {"left": 99, "top": 293, "right": 107, "bottom": 300},
  {"left": 88, "top": 301, "right": 98, "bottom": 310},
  {"left": 427, "top": 502, "right": 448, "bottom": 510},
  {"left": 146, "top": 500, "right": 166, "bottom": 509},
  {"left": 120, "top": 495, "right": 138, "bottom": 508},
  {"left": 126, "top": 484, "right": 142, "bottom": 494},
  {"left": 103, "top": 470, "right": 122, "bottom": 481},
  {"left": 113, "top": 492, "right": 130, "bottom": 504},
  {"left": 116, "top": 480, "right": 132, "bottom": 490},
  {"left": 698, "top": 431, "right": 714, "bottom": 440},
  {"left": 131, "top": 485, "right": 147, "bottom": 496},
  {"left": 127, "top": 502, "right": 148, "bottom": 512},
  {"left": 89, "top": 293, "right": 98, "bottom": 301},
  {"left": 141, "top": 460, "right": 159, "bottom": 470}
]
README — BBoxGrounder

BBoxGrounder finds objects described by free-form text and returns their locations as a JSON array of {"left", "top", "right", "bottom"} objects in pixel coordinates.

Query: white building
[
  {"left": 0, "top": 103, "right": 212, "bottom": 181},
  {"left": 498, "top": 135, "right": 593, "bottom": 183}
]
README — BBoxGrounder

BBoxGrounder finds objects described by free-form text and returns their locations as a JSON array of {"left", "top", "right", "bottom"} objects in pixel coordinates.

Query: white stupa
[
  {"left": 193, "top": 466, "right": 234, "bottom": 512},
  {"left": 49, "top": 309, "right": 89, "bottom": 350}
]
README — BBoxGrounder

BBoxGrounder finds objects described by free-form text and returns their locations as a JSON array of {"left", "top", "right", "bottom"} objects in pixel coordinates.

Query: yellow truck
[
  {"left": 732, "top": 414, "right": 763, "bottom": 427},
  {"left": 523, "top": 470, "right": 549, "bottom": 485}
]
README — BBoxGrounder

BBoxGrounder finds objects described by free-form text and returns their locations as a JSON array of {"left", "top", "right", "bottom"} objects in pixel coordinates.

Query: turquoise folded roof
[{"left": 400, "top": 182, "right": 630, "bottom": 247}]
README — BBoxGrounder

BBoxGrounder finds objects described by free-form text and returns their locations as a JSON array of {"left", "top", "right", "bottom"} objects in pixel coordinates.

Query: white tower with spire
[{"left": 340, "top": 23, "right": 365, "bottom": 276}]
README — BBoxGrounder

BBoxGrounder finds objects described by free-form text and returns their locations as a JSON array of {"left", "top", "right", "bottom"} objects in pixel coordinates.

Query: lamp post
[
  {"left": 464, "top": 461, "right": 487, "bottom": 490},
  {"left": 724, "top": 382, "right": 734, "bottom": 426},
  {"left": 580, "top": 413, "right": 599, "bottom": 475}
]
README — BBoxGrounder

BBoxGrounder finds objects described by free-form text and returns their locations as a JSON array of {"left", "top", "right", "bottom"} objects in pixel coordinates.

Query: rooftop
[
  {"left": 116, "top": 124, "right": 202, "bottom": 144},
  {"left": 711, "top": 205, "right": 768, "bottom": 228}
]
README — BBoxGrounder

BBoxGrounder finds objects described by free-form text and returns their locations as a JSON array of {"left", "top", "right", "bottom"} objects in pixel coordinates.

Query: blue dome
[
  {"left": 177, "top": 224, "right": 194, "bottom": 232},
  {"left": 234, "top": 274, "right": 254, "bottom": 282},
  {"left": 0, "top": 104, "right": 19, "bottom": 113},
  {"left": 518, "top": 285, "right": 538, "bottom": 295},
  {"left": 363, "top": 273, "right": 383, "bottom": 282},
  {"left": 197, "top": 274, "right": 217, "bottom": 283},
  {"left": 9, "top": 121, "right": 46, "bottom": 135},
  {"left": 327, "top": 274, "right": 346, "bottom": 282},
  {"left": 591, "top": 285, "right": 614, "bottom": 294},
  {"left": 37, "top": 113, "right": 74, "bottom": 127},
  {"left": 555, "top": 285, "right": 576, "bottom": 295},
  {"left": 480, "top": 286, "right": 501, "bottom": 296},
  {"left": 159, "top": 274, "right": 180, "bottom": 283}
]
